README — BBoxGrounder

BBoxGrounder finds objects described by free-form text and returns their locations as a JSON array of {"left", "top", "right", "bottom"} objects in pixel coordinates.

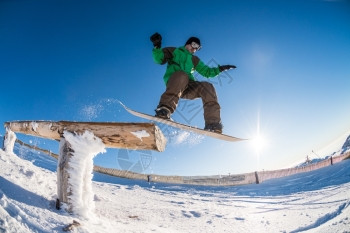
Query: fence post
[
  {"left": 2, "top": 132, "right": 4, "bottom": 150},
  {"left": 255, "top": 171, "right": 260, "bottom": 184},
  {"left": 3, "top": 128, "right": 16, "bottom": 154},
  {"left": 3, "top": 128, "right": 8, "bottom": 151},
  {"left": 57, "top": 137, "right": 74, "bottom": 212}
]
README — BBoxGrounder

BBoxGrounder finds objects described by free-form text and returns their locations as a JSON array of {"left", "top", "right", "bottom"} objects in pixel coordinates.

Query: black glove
[
  {"left": 219, "top": 65, "right": 236, "bottom": 72},
  {"left": 150, "top": 32, "right": 162, "bottom": 49}
]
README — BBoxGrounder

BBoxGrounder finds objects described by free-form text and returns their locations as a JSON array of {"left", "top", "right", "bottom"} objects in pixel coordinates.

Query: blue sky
[{"left": 1, "top": 0, "right": 350, "bottom": 176}]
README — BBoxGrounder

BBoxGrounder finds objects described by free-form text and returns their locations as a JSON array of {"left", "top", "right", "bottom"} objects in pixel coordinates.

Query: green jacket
[{"left": 152, "top": 46, "right": 221, "bottom": 85}]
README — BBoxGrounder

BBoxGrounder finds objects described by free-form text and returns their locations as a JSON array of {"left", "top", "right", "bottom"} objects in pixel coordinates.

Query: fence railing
[{"left": 14, "top": 138, "right": 350, "bottom": 186}]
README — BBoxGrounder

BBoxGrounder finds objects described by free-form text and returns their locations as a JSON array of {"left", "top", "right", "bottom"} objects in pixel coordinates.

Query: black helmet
[{"left": 185, "top": 37, "right": 201, "bottom": 46}]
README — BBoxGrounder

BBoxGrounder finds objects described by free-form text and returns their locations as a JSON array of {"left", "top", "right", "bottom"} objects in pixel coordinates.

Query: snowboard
[{"left": 119, "top": 102, "right": 246, "bottom": 142}]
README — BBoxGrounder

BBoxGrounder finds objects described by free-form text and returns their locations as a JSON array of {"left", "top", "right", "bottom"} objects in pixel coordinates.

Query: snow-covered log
[{"left": 4, "top": 121, "right": 166, "bottom": 152}]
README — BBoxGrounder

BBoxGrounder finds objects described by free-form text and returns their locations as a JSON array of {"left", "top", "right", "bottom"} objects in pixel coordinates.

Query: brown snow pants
[{"left": 158, "top": 71, "right": 221, "bottom": 125}]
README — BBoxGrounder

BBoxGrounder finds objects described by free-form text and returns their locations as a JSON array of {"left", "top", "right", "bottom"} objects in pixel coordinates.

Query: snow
[
  {"left": 80, "top": 105, "right": 103, "bottom": 121},
  {"left": 131, "top": 130, "right": 150, "bottom": 141},
  {"left": 60, "top": 131, "right": 106, "bottom": 219},
  {"left": 3, "top": 129, "right": 16, "bottom": 155},
  {"left": 168, "top": 130, "right": 204, "bottom": 146},
  {"left": 31, "top": 122, "right": 39, "bottom": 132},
  {"left": 341, "top": 135, "right": 350, "bottom": 154},
  {"left": 1, "top": 136, "right": 350, "bottom": 232}
]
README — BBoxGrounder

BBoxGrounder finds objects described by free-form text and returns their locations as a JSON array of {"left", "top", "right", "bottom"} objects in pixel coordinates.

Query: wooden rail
[{"left": 4, "top": 121, "right": 166, "bottom": 152}]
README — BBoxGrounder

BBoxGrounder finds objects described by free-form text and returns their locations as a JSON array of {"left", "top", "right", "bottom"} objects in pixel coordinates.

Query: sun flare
[
  {"left": 250, "top": 112, "right": 268, "bottom": 154},
  {"left": 252, "top": 134, "right": 267, "bottom": 153}
]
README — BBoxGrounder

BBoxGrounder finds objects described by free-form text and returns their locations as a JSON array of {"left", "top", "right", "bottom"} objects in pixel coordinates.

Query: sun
[
  {"left": 250, "top": 111, "right": 269, "bottom": 155},
  {"left": 252, "top": 134, "right": 267, "bottom": 153}
]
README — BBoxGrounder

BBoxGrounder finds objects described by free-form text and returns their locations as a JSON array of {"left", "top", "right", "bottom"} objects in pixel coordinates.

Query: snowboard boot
[
  {"left": 204, "top": 122, "right": 223, "bottom": 134},
  {"left": 155, "top": 106, "right": 171, "bottom": 119}
]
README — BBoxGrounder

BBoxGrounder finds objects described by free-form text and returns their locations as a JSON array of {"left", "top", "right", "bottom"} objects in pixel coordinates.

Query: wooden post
[
  {"left": 2, "top": 131, "right": 5, "bottom": 151},
  {"left": 3, "top": 127, "right": 16, "bottom": 154},
  {"left": 57, "top": 137, "right": 74, "bottom": 212},
  {"left": 255, "top": 171, "right": 260, "bottom": 184},
  {"left": 3, "top": 128, "right": 8, "bottom": 151}
]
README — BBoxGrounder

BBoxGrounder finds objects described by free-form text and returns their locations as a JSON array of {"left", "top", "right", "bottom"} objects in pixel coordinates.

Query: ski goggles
[{"left": 191, "top": 42, "right": 201, "bottom": 51}]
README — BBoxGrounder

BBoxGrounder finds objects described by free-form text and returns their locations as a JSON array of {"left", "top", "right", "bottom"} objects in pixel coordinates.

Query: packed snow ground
[{"left": 1, "top": 141, "right": 350, "bottom": 232}]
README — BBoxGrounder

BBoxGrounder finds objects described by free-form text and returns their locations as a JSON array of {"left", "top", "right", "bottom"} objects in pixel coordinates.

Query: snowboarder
[{"left": 150, "top": 32, "right": 236, "bottom": 133}]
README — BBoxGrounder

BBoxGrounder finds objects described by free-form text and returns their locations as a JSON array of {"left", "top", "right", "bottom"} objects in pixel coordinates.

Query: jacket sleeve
[
  {"left": 152, "top": 47, "right": 175, "bottom": 65},
  {"left": 194, "top": 60, "right": 221, "bottom": 78}
]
